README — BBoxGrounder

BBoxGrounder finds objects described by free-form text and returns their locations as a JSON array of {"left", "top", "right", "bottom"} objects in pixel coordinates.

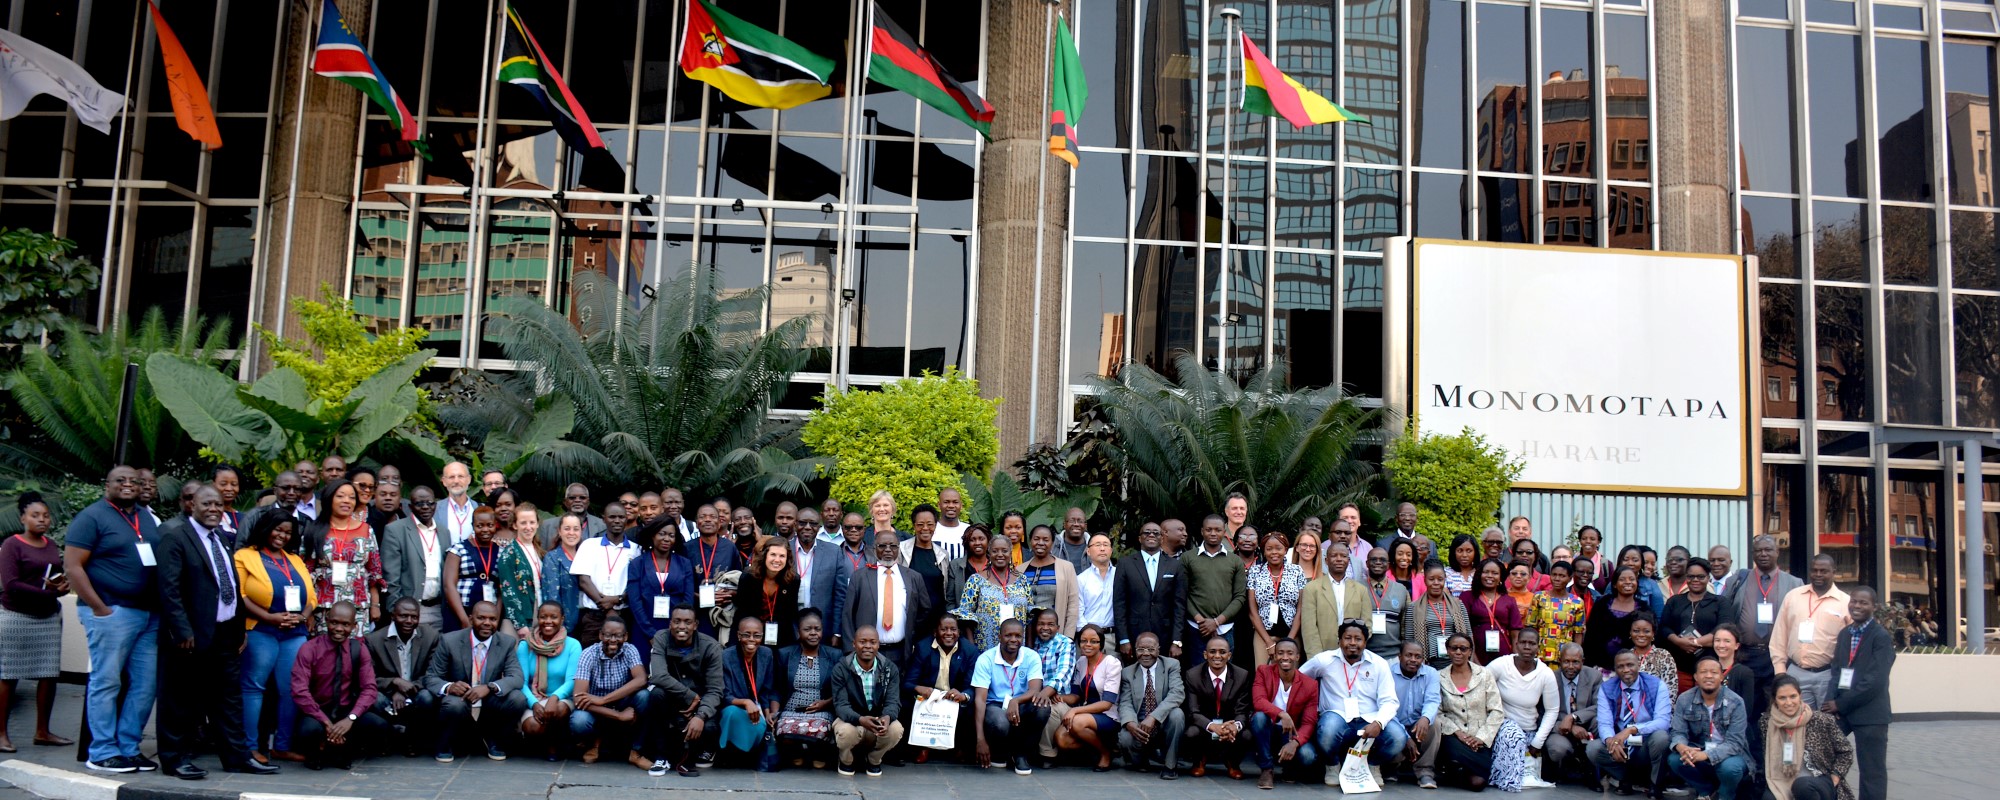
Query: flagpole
[
  {"left": 649, "top": 0, "right": 686, "bottom": 315},
  {"left": 98, "top": 0, "right": 146, "bottom": 328},
  {"left": 1026, "top": 0, "right": 1058, "bottom": 447},
  {"left": 834, "top": 2, "right": 870, "bottom": 391},
  {"left": 1217, "top": 7, "right": 1238, "bottom": 379},
  {"left": 272, "top": 0, "right": 322, "bottom": 349}
]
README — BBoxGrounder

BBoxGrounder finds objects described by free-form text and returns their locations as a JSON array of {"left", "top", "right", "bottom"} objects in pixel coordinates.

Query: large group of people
[{"left": 0, "top": 464, "right": 1898, "bottom": 799}]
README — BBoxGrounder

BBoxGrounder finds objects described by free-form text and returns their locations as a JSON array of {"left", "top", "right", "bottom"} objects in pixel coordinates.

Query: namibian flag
[
  {"left": 866, "top": 2, "right": 993, "bottom": 139},
  {"left": 1239, "top": 32, "right": 1363, "bottom": 129},
  {"left": 312, "top": 0, "right": 418, "bottom": 146},
  {"left": 1048, "top": 15, "right": 1085, "bottom": 168},
  {"left": 681, "top": 0, "right": 834, "bottom": 110},
  {"left": 498, "top": 3, "right": 604, "bottom": 153}
]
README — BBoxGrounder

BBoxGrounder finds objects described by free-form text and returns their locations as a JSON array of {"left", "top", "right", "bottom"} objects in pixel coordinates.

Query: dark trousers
[
  {"left": 371, "top": 689, "right": 440, "bottom": 751},
  {"left": 979, "top": 703, "right": 1049, "bottom": 762},
  {"left": 1440, "top": 734, "right": 1497, "bottom": 785},
  {"left": 640, "top": 687, "right": 711, "bottom": 764},
  {"left": 1182, "top": 721, "right": 1250, "bottom": 771},
  {"left": 1791, "top": 774, "right": 1840, "bottom": 800},
  {"left": 157, "top": 622, "right": 252, "bottom": 768},
  {"left": 295, "top": 710, "right": 392, "bottom": 763},
  {"left": 1845, "top": 723, "right": 1888, "bottom": 800},
  {"left": 436, "top": 689, "right": 529, "bottom": 755}
]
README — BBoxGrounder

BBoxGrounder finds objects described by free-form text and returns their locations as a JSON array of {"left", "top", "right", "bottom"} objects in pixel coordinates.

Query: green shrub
[
  {"left": 0, "top": 228, "right": 100, "bottom": 350},
  {"left": 259, "top": 284, "right": 433, "bottom": 426},
  {"left": 1383, "top": 422, "right": 1525, "bottom": 548},
  {"left": 802, "top": 367, "right": 1000, "bottom": 529}
]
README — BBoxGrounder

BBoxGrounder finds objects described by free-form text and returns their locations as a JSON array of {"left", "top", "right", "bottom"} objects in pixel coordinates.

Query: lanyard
[
  {"left": 1847, "top": 621, "right": 1868, "bottom": 664},
  {"left": 1480, "top": 592, "right": 1501, "bottom": 630},
  {"left": 1805, "top": 591, "right": 1836, "bottom": 623},
  {"left": 652, "top": 552, "right": 672, "bottom": 591},
  {"left": 764, "top": 581, "right": 780, "bottom": 620},
  {"left": 998, "top": 661, "right": 1020, "bottom": 698},
  {"left": 1428, "top": 598, "right": 1450, "bottom": 630},
  {"left": 987, "top": 564, "right": 1010, "bottom": 589},
  {"left": 600, "top": 537, "right": 624, "bottom": 576},
  {"left": 1371, "top": 581, "right": 1388, "bottom": 607},
  {"left": 1756, "top": 570, "right": 1775, "bottom": 602},
  {"left": 470, "top": 543, "right": 496, "bottom": 578},
  {"left": 114, "top": 506, "right": 143, "bottom": 540},
  {"left": 744, "top": 657, "right": 761, "bottom": 706},
  {"left": 697, "top": 539, "right": 721, "bottom": 581},
  {"left": 846, "top": 545, "right": 866, "bottom": 572},
  {"left": 1341, "top": 658, "right": 1364, "bottom": 696},
  {"left": 264, "top": 551, "right": 296, "bottom": 584},
  {"left": 450, "top": 499, "right": 472, "bottom": 532},
  {"left": 418, "top": 521, "right": 437, "bottom": 552}
]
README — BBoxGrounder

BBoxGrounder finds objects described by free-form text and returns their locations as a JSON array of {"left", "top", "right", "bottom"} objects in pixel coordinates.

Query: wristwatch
[{"left": 346, "top": 713, "right": 358, "bottom": 721}]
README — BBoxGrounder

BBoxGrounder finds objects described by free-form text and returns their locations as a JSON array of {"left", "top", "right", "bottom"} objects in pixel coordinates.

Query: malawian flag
[
  {"left": 0, "top": 28, "right": 125, "bottom": 132},
  {"left": 1238, "top": 32, "right": 1363, "bottom": 128},
  {"left": 865, "top": 2, "right": 993, "bottom": 139},
  {"left": 146, "top": 0, "right": 221, "bottom": 148},
  {"left": 312, "top": 0, "right": 422, "bottom": 153},
  {"left": 681, "top": 0, "right": 834, "bottom": 110},
  {"left": 498, "top": 3, "right": 605, "bottom": 153},
  {"left": 1048, "top": 15, "right": 1085, "bottom": 168}
]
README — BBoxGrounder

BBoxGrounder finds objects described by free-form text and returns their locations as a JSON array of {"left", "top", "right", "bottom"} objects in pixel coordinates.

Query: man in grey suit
[
  {"left": 536, "top": 483, "right": 607, "bottom": 551},
  {"left": 845, "top": 530, "right": 933, "bottom": 670},
  {"left": 380, "top": 487, "right": 444, "bottom": 626},
  {"left": 366, "top": 597, "right": 441, "bottom": 753},
  {"left": 1546, "top": 642, "right": 1602, "bottom": 782},
  {"left": 423, "top": 601, "right": 526, "bottom": 762},
  {"left": 1118, "top": 632, "right": 1188, "bottom": 779},
  {"left": 793, "top": 509, "right": 844, "bottom": 625}
]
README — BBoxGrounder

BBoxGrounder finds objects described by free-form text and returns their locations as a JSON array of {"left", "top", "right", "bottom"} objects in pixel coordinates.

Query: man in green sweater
[{"left": 1182, "top": 514, "right": 1247, "bottom": 653}]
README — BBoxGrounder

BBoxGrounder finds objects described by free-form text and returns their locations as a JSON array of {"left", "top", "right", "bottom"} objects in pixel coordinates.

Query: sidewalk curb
[{"left": 0, "top": 760, "right": 369, "bottom": 800}]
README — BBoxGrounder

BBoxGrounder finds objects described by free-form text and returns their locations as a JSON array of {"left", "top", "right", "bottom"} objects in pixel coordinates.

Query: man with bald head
[
  {"left": 439, "top": 462, "right": 479, "bottom": 548},
  {"left": 156, "top": 485, "right": 276, "bottom": 778}
]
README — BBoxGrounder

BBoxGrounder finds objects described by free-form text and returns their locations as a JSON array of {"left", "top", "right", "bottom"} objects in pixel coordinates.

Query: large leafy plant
[
  {"left": 147, "top": 349, "right": 446, "bottom": 482},
  {"left": 1383, "top": 422, "right": 1525, "bottom": 547},
  {"left": 452, "top": 267, "right": 819, "bottom": 503},
  {"left": 802, "top": 367, "right": 1000, "bottom": 529},
  {"left": 1086, "top": 352, "right": 1390, "bottom": 532},
  {"left": 259, "top": 284, "right": 435, "bottom": 426},
  {"left": 2, "top": 309, "right": 232, "bottom": 479},
  {"left": 0, "top": 228, "right": 101, "bottom": 348},
  {"left": 957, "top": 468, "right": 1099, "bottom": 532}
]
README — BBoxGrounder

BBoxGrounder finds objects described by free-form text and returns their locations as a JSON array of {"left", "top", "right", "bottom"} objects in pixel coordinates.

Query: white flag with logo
[{"left": 0, "top": 28, "right": 125, "bottom": 133}]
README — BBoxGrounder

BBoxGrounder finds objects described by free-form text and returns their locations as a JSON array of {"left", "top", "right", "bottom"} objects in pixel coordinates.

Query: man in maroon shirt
[{"left": 291, "top": 602, "right": 388, "bottom": 769}]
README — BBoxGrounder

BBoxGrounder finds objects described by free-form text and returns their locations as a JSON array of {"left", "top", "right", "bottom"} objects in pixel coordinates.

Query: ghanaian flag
[{"left": 681, "top": 0, "right": 835, "bottom": 110}]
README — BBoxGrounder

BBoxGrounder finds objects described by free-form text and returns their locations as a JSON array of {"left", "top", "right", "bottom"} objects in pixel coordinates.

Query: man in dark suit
[
  {"left": 1115, "top": 521, "right": 1187, "bottom": 661},
  {"left": 1826, "top": 586, "right": 1893, "bottom": 800},
  {"left": 1182, "top": 635, "right": 1253, "bottom": 780},
  {"left": 1547, "top": 641, "right": 1602, "bottom": 782},
  {"left": 155, "top": 485, "right": 279, "bottom": 780},
  {"left": 844, "top": 530, "right": 933, "bottom": 671},
  {"left": 365, "top": 596, "right": 441, "bottom": 753},
  {"left": 423, "top": 601, "right": 526, "bottom": 762}
]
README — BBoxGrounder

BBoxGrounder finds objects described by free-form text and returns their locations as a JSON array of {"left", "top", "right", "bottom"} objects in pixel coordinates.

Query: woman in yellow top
[
  {"left": 233, "top": 513, "right": 318, "bottom": 763},
  {"left": 1524, "top": 560, "right": 1586, "bottom": 665}
]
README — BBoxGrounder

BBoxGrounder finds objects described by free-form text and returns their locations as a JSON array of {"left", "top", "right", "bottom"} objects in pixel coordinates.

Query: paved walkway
[{"left": 1, "top": 685, "right": 1990, "bottom": 799}]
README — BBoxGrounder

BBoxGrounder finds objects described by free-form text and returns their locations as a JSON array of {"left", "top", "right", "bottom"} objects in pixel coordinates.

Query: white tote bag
[
  {"left": 1338, "top": 737, "right": 1382, "bottom": 794},
  {"left": 909, "top": 695, "right": 960, "bottom": 750}
]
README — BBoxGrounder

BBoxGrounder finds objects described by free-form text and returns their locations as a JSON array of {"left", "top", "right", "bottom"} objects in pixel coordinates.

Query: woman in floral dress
[
  {"left": 956, "top": 531, "right": 1032, "bottom": 653},
  {"left": 1525, "top": 560, "right": 1587, "bottom": 666},
  {"left": 309, "top": 479, "right": 384, "bottom": 633}
]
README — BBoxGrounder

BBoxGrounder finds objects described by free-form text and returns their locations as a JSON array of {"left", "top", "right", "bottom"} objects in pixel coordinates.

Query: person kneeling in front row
[
  {"left": 365, "top": 597, "right": 440, "bottom": 755},
  {"left": 1588, "top": 649, "right": 1673, "bottom": 796},
  {"left": 832, "top": 625, "right": 904, "bottom": 776},
  {"left": 1300, "top": 621, "right": 1407, "bottom": 786},
  {"left": 291, "top": 602, "right": 390, "bottom": 770},
  {"left": 1668, "top": 656, "right": 1750, "bottom": 800},
  {"left": 641, "top": 606, "right": 724, "bottom": 777},
  {"left": 424, "top": 601, "right": 528, "bottom": 761},
  {"left": 568, "top": 615, "right": 651, "bottom": 768},
  {"left": 1116, "top": 632, "right": 1187, "bottom": 779},
  {"left": 973, "top": 618, "right": 1048, "bottom": 775}
]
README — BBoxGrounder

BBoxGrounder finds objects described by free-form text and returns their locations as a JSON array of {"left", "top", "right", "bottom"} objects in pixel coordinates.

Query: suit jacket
[
  {"left": 793, "top": 538, "right": 845, "bottom": 623},
  {"left": 1555, "top": 666, "right": 1603, "bottom": 731},
  {"left": 831, "top": 652, "right": 904, "bottom": 722},
  {"left": 379, "top": 516, "right": 436, "bottom": 606},
  {"left": 1118, "top": 656, "right": 1186, "bottom": 727},
  {"left": 843, "top": 563, "right": 933, "bottom": 656},
  {"left": 1113, "top": 550, "right": 1187, "bottom": 649},
  {"left": 423, "top": 628, "right": 524, "bottom": 696},
  {"left": 1252, "top": 664, "right": 1321, "bottom": 746},
  {"left": 1831, "top": 621, "right": 1895, "bottom": 726},
  {"left": 827, "top": 543, "right": 872, "bottom": 641},
  {"left": 155, "top": 515, "right": 241, "bottom": 648},
  {"left": 1298, "top": 574, "right": 1374, "bottom": 656},
  {"left": 365, "top": 622, "right": 441, "bottom": 693},
  {"left": 1184, "top": 662, "right": 1253, "bottom": 731}
]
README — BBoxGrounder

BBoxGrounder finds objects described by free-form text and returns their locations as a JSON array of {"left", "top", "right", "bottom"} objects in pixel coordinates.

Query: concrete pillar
[
  {"left": 254, "top": 0, "right": 369, "bottom": 368},
  {"left": 1653, "top": 0, "right": 1734, "bottom": 255},
  {"left": 976, "top": 0, "right": 1071, "bottom": 463}
]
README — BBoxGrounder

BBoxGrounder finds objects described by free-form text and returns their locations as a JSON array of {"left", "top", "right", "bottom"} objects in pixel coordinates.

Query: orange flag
[{"left": 146, "top": 0, "right": 220, "bottom": 148}]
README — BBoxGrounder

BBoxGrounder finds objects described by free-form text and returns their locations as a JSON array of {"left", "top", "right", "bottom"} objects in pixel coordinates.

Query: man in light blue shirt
[
  {"left": 971, "top": 619, "right": 1047, "bottom": 776},
  {"left": 1589, "top": 649, "right": 1674, "bottom": 794},
  {"left": 1388, "top": 641, "right": 1443, "bottom": 788}
]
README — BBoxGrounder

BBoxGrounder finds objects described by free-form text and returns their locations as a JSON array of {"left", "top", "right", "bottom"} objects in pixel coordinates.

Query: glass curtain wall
[
  {"left": 1737, "top": 0, "right": 2000, "bottom": 640},
  {"left": 345, "top": 0, "right": 982, "bottom": 405},
  {"left": 0, "top": 0, "right": 283, "bottom": 344},
  {"left": 1068, "top": 0, "right": 1657, "bottom": 418}
]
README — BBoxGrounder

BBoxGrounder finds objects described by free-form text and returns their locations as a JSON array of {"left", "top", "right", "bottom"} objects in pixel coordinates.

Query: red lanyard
[
  {"left": 1805, "top": 591, "right": 1835, "bottom": 624},
  {"left": 744, "top": 656, "right": 761, "bottom": 706},
  {"left": 470, "top": 543, "right": 496, "bottom": 578},
  {"left": 1371, "top": 581, "right": 1388, "bottom": 607},
  {"left": 418, "top": 522, "right": 437, "bottom": 552},
  {"left": 652, "top": 552, "right": 672, "bottom": 591},
  {"left": 264, "top": 551, "right": 296, "bottom": 584},
  {"left": 987, "top": 565, "right": 1010, "bottom": 588},
  {"left": 697, "top": 539, "right": 721, "bottom": 580},
  {"left": 846, "top": 545, "right": 866, "bottom": 572},
  {"left": 1756, "top": 571, "right": 1774, "bottom": 602},
  {"left": 764, "top": 582, "right": 780, "bottom": 620},
  {"left": 1340, "top": 658, "right": 1363, "bottom": 695},
  {"left": 1428, "top": 597, "right": 1450, "bottom": 629},
  {"left": 450, "top": 499, "right": 472, "bottom": 532},
  {"left": 998, "top": 662, "right": 1021, "bottom": 696},
  {"left": 114, "top": 506, "right": 143, "bottom": 540},
  {"left": 1480, "top": 592, "right": 1501, "bottom": 630}
]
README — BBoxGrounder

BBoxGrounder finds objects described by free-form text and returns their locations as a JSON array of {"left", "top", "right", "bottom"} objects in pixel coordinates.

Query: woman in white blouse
[
  {"left": 1489, "top": 628, "right": 1560, "bottom": 788},
  {"left": 1073, "top": 533, "right": 1116, "bottom": 636}
]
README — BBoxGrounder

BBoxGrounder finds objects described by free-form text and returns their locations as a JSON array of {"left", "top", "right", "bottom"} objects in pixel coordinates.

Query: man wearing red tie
[
  {"left": 1182, "top": 636, "right": 1253, "bottom": 779},
  {"left": 845, "top": 530, "right": 933, "bottom": 676}
]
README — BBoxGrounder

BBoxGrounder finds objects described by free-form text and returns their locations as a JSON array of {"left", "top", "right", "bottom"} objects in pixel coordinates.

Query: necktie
[
  {"left": 881, "top": 567, "right": 896, "bottom": 632},
  {"left": 472, "top": 639, "right": 488, "bottom": 682},
  {"left": 330, "top": 640, "right": 346, "bottom": 709},
  {"left": 206, "top": 530, "right": 235, "bottom": 598},
  {"left": 1140, "top": 668, "right": 1158, "bottom": 717},
  {"left": 1214, "top": 676, "right": 1224, "bottom": 717}
]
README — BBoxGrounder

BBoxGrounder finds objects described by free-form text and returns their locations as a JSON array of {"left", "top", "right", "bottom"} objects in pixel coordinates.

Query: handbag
[
  {"left": 908, "top": 695, "right": 961, "bottom": 750},
  {"left": 774, "top": 713, "right": 832, "bottom": 742},
  {"left": 1338, "top": 738, "right": 1381, "bottom": 794}
]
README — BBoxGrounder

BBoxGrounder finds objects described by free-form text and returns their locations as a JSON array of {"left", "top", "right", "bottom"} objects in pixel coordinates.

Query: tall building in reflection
[
  {"left": 1948, "top": 92, "right": 1996, "bottom": 206},
  {"left": 1478, "top": 68, "right": 1650, "bottom": 248}
]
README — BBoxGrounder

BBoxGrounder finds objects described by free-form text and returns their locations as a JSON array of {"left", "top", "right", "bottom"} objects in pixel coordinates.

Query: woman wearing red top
[
  {"left": 1461, "top": 559, "right": 1521, "bottom": 665},
  {"left": 307, "top": 480, "right": 384, "bottom": 630}
]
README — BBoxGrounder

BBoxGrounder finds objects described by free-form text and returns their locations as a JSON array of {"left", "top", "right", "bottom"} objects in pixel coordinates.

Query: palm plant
[
  {"left": 2, "top": 309, "right": 232, "bottom": 479},
  {"left": 454, "top": 266, "right": 822, "bottom": 503},
  {"left": 1085, "top": 352, "right": 1392, "bottom": 532}
]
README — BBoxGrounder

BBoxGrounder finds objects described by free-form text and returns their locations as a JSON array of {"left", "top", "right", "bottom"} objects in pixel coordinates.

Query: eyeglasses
[{"left": 842, "top": 524, "right": 865, "bottom": 531}]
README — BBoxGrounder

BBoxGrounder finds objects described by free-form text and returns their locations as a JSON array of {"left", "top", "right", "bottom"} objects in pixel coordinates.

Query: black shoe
[
  {"left": 168, "top": 763, "right": 208, "bottom": 780},
  {"left": 1161, "top": 769, "right": 1180, "bottom": 780},
  {"left": 85, "top": 758, "right": 137, "bottom": 774},
  {"left": 304, "top": 759, "right": 324, "bottom": 771},
  {"left": 130, "top": 756, "right": 160, "bottom": 772},
  {"left": 329, "top": 756, "right": 353, "bottom": 770},
  {"left": 225, "top": 760, "right": 282, "bottom": 775},
  {"left": 1615, "top": 782, "right": 1637, "bottom": 796},
  {"left": 1013, "top": 756, "right": 1033, "bottom": 776}
]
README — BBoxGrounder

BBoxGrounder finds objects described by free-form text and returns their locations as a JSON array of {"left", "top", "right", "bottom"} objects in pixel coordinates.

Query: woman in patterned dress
[
  {"left": 1525, "top": 560, "right": 1587, "bottom": 666},
  {"left": 1245, "top": 530, "right": 1304, "bottom": 666},
  {"left": 956, "top": 532, "right": 1031, "bottom": 653},
  {"left": 309, "top": 479, "right": 384, "bottom": 632}
]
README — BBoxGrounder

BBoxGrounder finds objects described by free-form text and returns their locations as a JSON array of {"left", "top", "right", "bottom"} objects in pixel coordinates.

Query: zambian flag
[
  {"left": 681, "top": 0, "right": 835, "bottom": 110},
  {"left": 866, "top": 2, "right": 993, "bottom": 139},
  {"left": 1048, "top": 15, "right": 1086, "bottom": 168},
  {"left": 498, "top": 3, "right": 604, "bottom": 152},
  {"left": 1239, "top": 32, "right": 1363, "bottom": 128}
]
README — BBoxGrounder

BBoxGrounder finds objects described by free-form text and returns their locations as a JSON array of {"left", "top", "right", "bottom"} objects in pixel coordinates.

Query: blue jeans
[
  {"left": 79, "top": 606, "right": 158, "bottom": 763},
  {"left": 241, "top": 628, "right": 306, "bottom": 752},
  {"left": 1668, "top": 750, "right": 1747, "bottom": 800},
  {"left": 1249, "top": 711, "right": 1321, "bottom": 771},
  {"left": 569, "top": 688, "right": 651, "bottom": 754},
  {"left": 1312, "top": 715, "right": 1408, "bottom": 766}
]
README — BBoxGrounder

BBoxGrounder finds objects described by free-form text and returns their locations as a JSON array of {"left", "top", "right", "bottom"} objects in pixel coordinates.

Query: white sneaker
[
  {"left": 1325, "top": 769, "right": 1342, "bottom": 786},
  {"left": 1522, "top": 776, "right": 1558, "bottom": 789}
]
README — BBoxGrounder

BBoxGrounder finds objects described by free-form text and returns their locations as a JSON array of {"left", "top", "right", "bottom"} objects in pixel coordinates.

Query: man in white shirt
[
  {"left": 572, "top": 524, "right": 641, "bottom": 647},
  {"left": 1298, "top": 621, "right": 1405, "bottom": 782},
  {"left": 932, "top": 488, "right": 969, "bottom": 554},
  {"left": 438, "top": 461, "right": 478, "bottom": 548}
]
